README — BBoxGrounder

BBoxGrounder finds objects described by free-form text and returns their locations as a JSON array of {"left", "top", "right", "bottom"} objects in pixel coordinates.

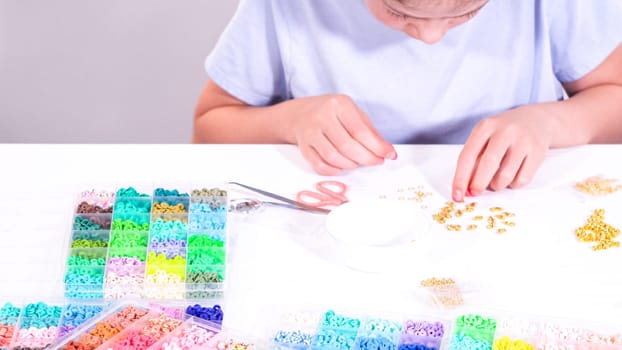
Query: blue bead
[{"left": 185, "top": 303, "right": 224, "bottom": 324}]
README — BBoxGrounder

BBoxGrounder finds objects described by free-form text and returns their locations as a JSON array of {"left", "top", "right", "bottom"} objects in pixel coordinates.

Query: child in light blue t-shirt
[{"left": 193, "top": 0, "right": 622, "bottom": 202}]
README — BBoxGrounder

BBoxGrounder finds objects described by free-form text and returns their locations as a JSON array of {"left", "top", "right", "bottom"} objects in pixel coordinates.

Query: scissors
[
  {"left": 228, "top": 182, "right": 332, "bottom": 214},
  {"left": 296, "top": 181, "right": 349, "bottom": 208}
]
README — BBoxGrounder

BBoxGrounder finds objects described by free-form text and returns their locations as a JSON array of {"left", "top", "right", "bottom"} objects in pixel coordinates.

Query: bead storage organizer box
[
  {"left": 0, "top": 300, "right": 224, "bottom": 350},
  {"left": 0, "top": 299, "right": 224, "bottom": 350},
  {"left": 49, "top": 301, "right": 253, "bottom": 350},
  {"left": 267, "top": 308, "right": 622, "bottom": 350},
  {"left": 0, "top": 299, "right": 110, "bottom": 350},
  {"left": 64, "top": 186, "right": 228, "bottom": 300},
  {"left": 269, "top": 309, "right": 450, "bottom": 350},
  {"left": 448, "top": 312, "right": 622, "bottom": 350}
]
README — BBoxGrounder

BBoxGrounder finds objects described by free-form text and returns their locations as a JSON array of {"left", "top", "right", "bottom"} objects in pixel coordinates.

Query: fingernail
[
  {"left": 453, "top": 189, "right": 463, "bottom": 202},
  {"left": 386, "top": 151, "right": 397, "bottom": 160}
]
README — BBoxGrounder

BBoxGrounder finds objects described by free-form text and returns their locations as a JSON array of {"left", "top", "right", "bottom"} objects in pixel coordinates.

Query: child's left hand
[{"left": 451, "top": 105, "right": 555, "bottom": 202}]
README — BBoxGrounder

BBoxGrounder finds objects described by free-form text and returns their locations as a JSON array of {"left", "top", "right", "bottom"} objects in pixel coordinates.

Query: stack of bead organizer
[
  {"left": 63, "top": 186, "right": 228, "bottom": 300},
  {"left": 50, "top": 301, "right": 254, "bottom": 350},
  {"left": 0, "top": 299, "right": 109, "bottom": 350}
]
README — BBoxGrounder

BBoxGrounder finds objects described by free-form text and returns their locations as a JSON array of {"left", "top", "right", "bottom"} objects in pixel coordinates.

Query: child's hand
[
  {"left": 452, "top": 105, "right": 554, "bottom": 201},
  {"left": 290, "top": 94, "right": 397, "bottom": 175}
]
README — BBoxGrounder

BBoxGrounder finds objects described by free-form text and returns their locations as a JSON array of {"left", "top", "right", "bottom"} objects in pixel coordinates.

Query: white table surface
[{"left": 1, "top": 144, "right": 621, "bottom": 336}]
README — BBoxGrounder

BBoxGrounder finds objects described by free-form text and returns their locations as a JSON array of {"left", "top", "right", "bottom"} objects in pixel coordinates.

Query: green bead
[{"left": 71, "top": 239, "right": 108, "bottom": 248}]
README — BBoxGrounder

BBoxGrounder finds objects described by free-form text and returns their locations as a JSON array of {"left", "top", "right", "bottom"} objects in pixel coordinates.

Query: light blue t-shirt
[{"left": 205, "top": 0, "right": 622, "bottom": 144}]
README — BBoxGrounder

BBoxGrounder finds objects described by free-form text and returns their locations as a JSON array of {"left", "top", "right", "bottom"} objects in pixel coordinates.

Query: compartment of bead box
[
  {"left": 65, "top": 195, "right": 114, "bottom": 299},
  {"left": 147, "top": 316, "right": 222, "bottom": 350},
  {"left": 448, "top": 313, "right": 498, "bottom": 350},
  {"left": 487, "top": 314, "right": 542, "bottom": 350},
  {"left": 95, "top": 310, "right": 184, "bottom": 350},
  {"left": 2, "top": 299, "right": 110, "bottom": 350},
  {"left": 449, "top": 312, "right": 622, "bottom": 350},
  {"left": 396, "top": 317, "right": 449, "bottom": 350},
  {"left": 146, "top": 300, "right": 225, "bottom": 325},
  {"left": 65, "top": 226, "right": 111, "bottom": 299},
  {"left": 11, "top": 299, "right": 64, "bottom": 350},
  {"left": 49, "top": 301, "right": 235, "bottom": 350},
  {"left": 0, "top": 300, "right": 22, "bottom": 350},
  {"left": 271, "top": 310, "right": 323, "bottom": 350},
  {"left": 52, "top": 303, "right": 150, "bottom": 350},
  {"left": 537, "top": 316, "right": 622, "bottom": 350},
  {"left": 63, "top": 186, "right": 228, "bottom": 300},
  {"left": 269, "top": 309, "right": 452, "bottom": 350},
  {"left": 149, "top": 316, "right": 259, "bottom": 350}
]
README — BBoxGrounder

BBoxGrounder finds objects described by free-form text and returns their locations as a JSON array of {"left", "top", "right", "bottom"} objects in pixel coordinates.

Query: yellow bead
[{"left": 575, "top": 209, "right": 620, "bottom": 251}]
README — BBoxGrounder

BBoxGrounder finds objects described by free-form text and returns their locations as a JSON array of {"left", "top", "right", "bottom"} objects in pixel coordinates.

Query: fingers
[
  {"left": 467, "top": 135, "right": 512, "bottom": 196},
  {"left": 295, "top": 94, "right": 397, "bottom": 175},
  {"left": 489, "top": 148, "right": 525, "bottom": 191},
  {"left": 331, "top": 97, "right": 396, "bottom": 161},
  {"left": 452, "top": 126, "right": 491, "bottom": 202},
  {"left": 454, "top": 130, "right": 546, "bottom": 200},
  {"left": 509, "top": 151, "right": 546, "bottom": 189},
  {"left": 299, "top": 144, "right": 342, "bottom": 176},
  {"left": 350, "top": 102, "right": 397, "bottom": 160},
  {"left": 310, "top": 131, "right": 359, "bottom": 170},
  {"left": 322, "top": 113, "right": 385, "bottom": 167}
]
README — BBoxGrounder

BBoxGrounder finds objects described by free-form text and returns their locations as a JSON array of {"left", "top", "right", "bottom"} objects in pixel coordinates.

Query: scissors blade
[{"left": 228, "top": 182, "right": 331, "bottom": 214}]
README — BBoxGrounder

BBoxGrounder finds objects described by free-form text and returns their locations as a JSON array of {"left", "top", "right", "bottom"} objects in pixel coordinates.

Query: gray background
[{"left": 0, "top": 0, "right": 239, "bottom": 143}]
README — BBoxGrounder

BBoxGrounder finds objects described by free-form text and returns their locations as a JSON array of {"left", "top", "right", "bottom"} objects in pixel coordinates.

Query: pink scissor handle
[
  {"left": 296, "top": 181, "right": 348, "bottom": 207},
  {"left": 315, "top": 181, "right": 348, "bottom": 202},
  {"left": 296, "top": 190, "right": 339, "bottom": 207}
]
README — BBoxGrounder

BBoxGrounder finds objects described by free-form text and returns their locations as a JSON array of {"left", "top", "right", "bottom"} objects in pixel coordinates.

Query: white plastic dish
[{"left": 325, "top": 199, "right": 431, "bottom": 273}]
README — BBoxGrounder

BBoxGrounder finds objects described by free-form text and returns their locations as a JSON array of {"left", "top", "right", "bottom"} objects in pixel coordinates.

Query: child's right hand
[
  {"left": 193, "top": 81, "right": 395, "bottom": 175},
  {"left": 287, "top": 94, "right": 397, "bottom": 175}
]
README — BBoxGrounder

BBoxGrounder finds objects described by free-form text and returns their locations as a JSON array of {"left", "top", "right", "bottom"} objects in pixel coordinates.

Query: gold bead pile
[
  {"left": 420, "top": 277, "right": 464, "bottom": 307},
  {"left": 575, "top": 176, "right": 622, "bottom": 196},
  {"left": 432, "top": 202, "right": 516, "bottom": 234},
  {"left": 575, "top": 209, "right": 620, "bottom": 251},
  {"left": 379, "top": 186, "right": 433, "bottom": 209},
  {"left": 420, "top": 277, "right": 455, "bottom": 287}
]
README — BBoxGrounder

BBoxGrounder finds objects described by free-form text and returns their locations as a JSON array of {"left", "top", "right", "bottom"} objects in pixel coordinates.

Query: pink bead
[
  {"left": 161, "top": 325, "right": 216, "bottom": 350},
  {"left": 13, "top": 326, "right": 59, "bottom": 348}
]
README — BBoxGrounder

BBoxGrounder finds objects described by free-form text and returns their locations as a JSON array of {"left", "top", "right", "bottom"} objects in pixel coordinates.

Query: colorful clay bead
[
  {"left": 186, "top": 304, "right": 224, "bottom": 324},
  {"left": 74, "top": 216, "right": 110, "bottom": 230},
  {"left": 116, "top": 187, "right": 150, "bottom": 198},
  {"left": 357, "top": 335, "right": 396, "bottom": 350},
  {"left": 274, "top": 330, "right": 313, "bottom": 346},
  {"left": 492, "top": 336, "right": 535, "bottom": 350},
  {"left": 58, "top": 304, "right": 105, "bottom": 337},
  {"left": 159, "top": 325, "right": 216, "bottom": 349},
  {"left": 154, "top": 188, "right": 189, "bottom": 197},
  {"left": 76, "top": 201, "right": 113, "bottom": 214},
  {"left": 449, "top": 333, "right": 492, "bottom": 350},
  {"left": 71, "top": 239, "right": 108, "bottom": 248}
]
